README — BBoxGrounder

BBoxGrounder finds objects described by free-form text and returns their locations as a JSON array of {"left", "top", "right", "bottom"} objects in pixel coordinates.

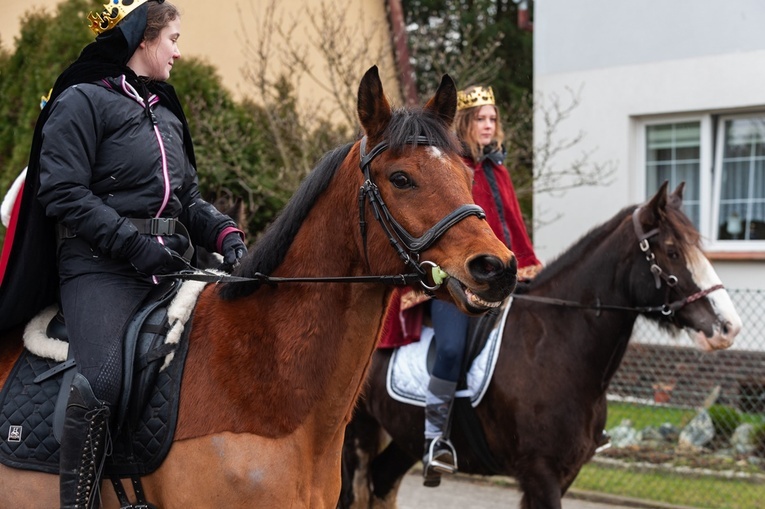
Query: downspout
[
  {"left": 386, "top": 0, "right": 418, "bottom": 106},
  {"left": 514, "top": 0, "right": 533, "bottom": 31}
]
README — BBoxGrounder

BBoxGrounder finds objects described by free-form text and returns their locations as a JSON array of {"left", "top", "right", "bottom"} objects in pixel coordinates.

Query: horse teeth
[{"left": 466, "top": 289, "right": 501, "bottom": 308}]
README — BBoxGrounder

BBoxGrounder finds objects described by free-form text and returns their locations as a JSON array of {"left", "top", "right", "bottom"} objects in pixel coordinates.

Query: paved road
[{"left": 396, "top": 471, "right": 642, "bottom": 509}]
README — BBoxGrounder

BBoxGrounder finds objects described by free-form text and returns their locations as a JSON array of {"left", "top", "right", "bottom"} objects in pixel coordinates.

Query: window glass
[
  {"left": 718, "top": 117, "right": 765, "bottom": 241},
  {"left": 646, "top": 122, "right": 701, "bottom": 228}
]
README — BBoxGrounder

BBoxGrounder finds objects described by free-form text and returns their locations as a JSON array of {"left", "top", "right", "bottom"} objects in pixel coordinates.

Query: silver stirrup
[{"left": 426, "top": 436, "right": 458, "bottom": 474}]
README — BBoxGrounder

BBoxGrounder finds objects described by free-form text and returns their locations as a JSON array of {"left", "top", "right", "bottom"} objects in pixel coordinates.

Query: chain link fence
[{"left": 573, "top": 289, "right": 765, "bottom": 508}]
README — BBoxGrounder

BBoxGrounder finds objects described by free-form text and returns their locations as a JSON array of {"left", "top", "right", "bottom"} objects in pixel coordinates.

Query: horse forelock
[
  {"left": 219, "top": 142, "right": 355, "bottom": 301},
  {"left": 663, "top": 204, "right": 701, "bottom": 250},
  {"left": 383, "top": 107, "right": 460, "bottom": 156}
]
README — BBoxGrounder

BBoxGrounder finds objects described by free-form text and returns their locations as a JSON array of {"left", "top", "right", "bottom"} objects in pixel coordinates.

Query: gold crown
[
  {"left": 456, "top": 86, "right": 495, "bottom": 111},
  {"left": 88, "top": 0, "right": 151, "bottom": 35}
]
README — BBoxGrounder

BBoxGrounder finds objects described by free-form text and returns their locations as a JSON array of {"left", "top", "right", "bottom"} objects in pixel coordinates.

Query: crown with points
[
  {"left": 88, "top": 0, "right": 151, "bottom": 35},
  {"left": 456, "top": 86, "right": 495, "bottom": 111}
]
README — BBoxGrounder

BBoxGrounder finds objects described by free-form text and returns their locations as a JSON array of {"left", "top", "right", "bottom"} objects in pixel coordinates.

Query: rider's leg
[
  {"left": 58, "top": 273, "right": 152, "bottom": 509},
  {"left": 59, "top": 373, "right": 111, "bottom": 509},
  {"left": 423, "top": 299, "right": 468, "bottom": 487}
]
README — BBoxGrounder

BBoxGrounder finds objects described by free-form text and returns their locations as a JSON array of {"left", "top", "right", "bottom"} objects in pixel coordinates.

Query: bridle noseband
[{"left": 358, "top": 135, "right": 485, "bottom": 290}]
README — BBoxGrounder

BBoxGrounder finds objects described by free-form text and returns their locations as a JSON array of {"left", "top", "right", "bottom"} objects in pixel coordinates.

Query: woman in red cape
[{"left": 380, "top": 85, "right": 542, "bottom": 487}]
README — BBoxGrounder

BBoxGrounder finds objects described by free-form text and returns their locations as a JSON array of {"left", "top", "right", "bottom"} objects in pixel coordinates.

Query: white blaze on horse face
[
  {"left": 427, "top": 146, "right": 445, "bottom": 160},
  {"left": 685, "top": 245, "right": 742, "bottom": 351}
]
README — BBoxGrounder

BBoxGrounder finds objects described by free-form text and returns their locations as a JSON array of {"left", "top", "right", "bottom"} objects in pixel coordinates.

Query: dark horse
[
  {"left": 340, "top": 182, "right": 742, "bottom": 509},
  {"left": 0, "top": 67, "right": 516, "bottom": 507}
]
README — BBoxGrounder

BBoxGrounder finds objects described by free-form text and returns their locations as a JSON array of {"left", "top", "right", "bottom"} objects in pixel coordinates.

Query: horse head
[
  {"left": 631, "top": 181, "right": 742, "bottom": 351},
  {"left": 356, "top": 66, "right": 517, "bottom": 313}
]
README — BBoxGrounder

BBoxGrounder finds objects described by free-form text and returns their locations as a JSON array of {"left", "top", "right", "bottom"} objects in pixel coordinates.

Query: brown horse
[
  {"left": 339, "top": 182, "right": 742, "bottom": 509},
  {"left": 0, "top": 66, "right": 516, "bottom": 508}
]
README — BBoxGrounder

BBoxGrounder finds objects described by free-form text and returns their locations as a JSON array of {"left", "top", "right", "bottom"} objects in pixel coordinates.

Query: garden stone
[
  {"left": 731, "top": 423, "right": 755, "bottom": 455},
  {"left": 638, "top": 426, "right": 664, "bottom": 448},
  {"left": 658, "top": 422, "right": 680, "bottom": 442},
  {"left": 640, "top": 426, "right": 663, "bottom": 441},
  {"left": 609, "top": 419, "right": 640, "bottom": 448},
  {"left": 678, "top": 409, "right": 715, "bottom": 450}
]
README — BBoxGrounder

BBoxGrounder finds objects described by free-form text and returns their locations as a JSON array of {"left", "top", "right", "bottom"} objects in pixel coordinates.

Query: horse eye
[
  {"left": 667, "top": 247, "right": 680, "bottom": 260},
  {"left": 390, "top": 172, "right": 412, "bottom": 189}
]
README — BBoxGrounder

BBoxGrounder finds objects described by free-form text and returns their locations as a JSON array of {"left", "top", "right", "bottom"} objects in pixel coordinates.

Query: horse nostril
[{"left": 468, "top": 255, "right": 516, "bottom": 282}]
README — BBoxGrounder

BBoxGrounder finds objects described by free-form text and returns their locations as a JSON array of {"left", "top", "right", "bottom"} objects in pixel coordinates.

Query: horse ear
[
  {"left": 423, "top": 74, "right": 458, "bottom": 127},
  {"left": 357, "top": 65, "right": 392, "bottom": 138},
  {"left": 669, "top": 181, "right": 685, "bottom": 210},
  {"left": 641, "top": 180, "right": 670, "bottom": 226}
]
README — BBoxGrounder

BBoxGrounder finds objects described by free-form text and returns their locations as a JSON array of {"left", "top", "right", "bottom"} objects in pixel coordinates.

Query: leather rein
[
  {"left": 163, "top": 135, "right": 484, "bottom": 290},
  {"left": 512, "top": 206, "right": 723, "bottom": 316}
]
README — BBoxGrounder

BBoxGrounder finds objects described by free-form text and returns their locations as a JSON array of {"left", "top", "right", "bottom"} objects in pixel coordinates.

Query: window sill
[{"left": 704, "top": 251, "right": 765, "bottom": 261}]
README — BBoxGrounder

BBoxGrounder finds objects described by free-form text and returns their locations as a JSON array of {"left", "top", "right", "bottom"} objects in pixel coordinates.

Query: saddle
[
  {"left": 0, "top": 278, "right": 197, "bottom": 477},
  {"left": 386, "top": 298, "right": 512, "bottom": 407}
]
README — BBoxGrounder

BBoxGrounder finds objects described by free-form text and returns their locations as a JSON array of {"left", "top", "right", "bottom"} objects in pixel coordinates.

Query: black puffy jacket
[{"left": 37, "top": 76, "right": 235, "bottom": 278}]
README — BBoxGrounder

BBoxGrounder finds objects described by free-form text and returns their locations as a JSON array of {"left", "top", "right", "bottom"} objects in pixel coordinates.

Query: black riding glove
[
  {"left": 123, "top": 234, "right": 187, "bottom": 276},
  {"left": 220, "top": 231, "right": 247, "bottom": 268}
]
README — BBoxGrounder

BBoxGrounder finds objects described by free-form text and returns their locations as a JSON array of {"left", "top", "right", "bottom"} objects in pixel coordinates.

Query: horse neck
[
  {"left": 180, "top": 165, "right": 394, "bottom": 443},
  {"left": 530, "top": 220, "right": 641, "bottom": 383}
]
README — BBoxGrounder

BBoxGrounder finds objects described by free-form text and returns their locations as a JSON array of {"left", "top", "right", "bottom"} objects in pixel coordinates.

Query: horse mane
[
  {"left": 219, "top": 106, "right": 459, "bottom": 301},
  {"left": 526, "top": 204, "right": 639, "bottom": 291},
  {"left": 218, "top": 143, "right": 354, "bottom": 300},
  {"left": 525, "top": 200, "right": 700, "bottom": 292}
]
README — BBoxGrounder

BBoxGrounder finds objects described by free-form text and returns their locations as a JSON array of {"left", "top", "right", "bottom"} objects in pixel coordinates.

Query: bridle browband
[
  {"left": 513, "top": 206, "right": 723, "bottom": 316},
  {"left": 357, "top": 135, "right": 485, "bottom": 289},
  {"left": 161, "top": 135, "right": 485, "bottom": 290}
]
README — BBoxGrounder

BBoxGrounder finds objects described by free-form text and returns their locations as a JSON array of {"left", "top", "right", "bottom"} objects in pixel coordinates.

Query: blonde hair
[{"left": 454, "top": 93, "right": 505, "bottom": 162}]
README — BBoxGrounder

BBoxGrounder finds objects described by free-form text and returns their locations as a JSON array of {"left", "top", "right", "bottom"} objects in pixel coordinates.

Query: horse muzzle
[{"left": 445, "top": 254, "right": 517, "bottom": 314}]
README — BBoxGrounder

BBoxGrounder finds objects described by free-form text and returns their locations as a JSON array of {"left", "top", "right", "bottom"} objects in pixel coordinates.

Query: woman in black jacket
[{"left": 19, "top": 1, "right": 246, "bottom": 507}]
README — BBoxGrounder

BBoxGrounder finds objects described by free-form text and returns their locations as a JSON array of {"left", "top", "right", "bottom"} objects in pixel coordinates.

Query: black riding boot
[
  {"left": 422, "top": 376, "right": 458, "bottom": 487},
  {"left": 59, "top": 373, "right": 111, "bottom": 509}
]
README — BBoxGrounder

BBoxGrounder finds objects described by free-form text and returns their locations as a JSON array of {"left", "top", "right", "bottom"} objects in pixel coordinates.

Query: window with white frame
[{"left": 642, "top": 113, "right": 765, "bottom": 251}]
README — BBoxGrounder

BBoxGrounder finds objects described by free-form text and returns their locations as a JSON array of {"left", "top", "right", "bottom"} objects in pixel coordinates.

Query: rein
[
  {"left": 158, "top": 268, "right": 426, "bottom": 286},
  {"left": 512, "top": 206, "right": 723, "bottom": 316},
  {"left": 160, "top": 136, "right": 484, "bottom": 290}
]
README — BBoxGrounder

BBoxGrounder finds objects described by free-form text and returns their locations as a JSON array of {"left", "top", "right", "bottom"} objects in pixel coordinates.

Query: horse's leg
[
  {"left": 517, "top": 457, "right": 563, "bottom": 509},
  {"left": 339, "top": 406, "right": 386, "bottom": 509},
  {"left": 369, "top": 441, "right": 417, "bottom": 509}
]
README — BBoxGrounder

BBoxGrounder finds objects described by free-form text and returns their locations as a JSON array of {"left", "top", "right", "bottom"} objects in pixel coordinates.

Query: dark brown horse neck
[
  {"left": 176, "top": 150, "right": 394, "bottom": 443},
  {"left": 517, "top": 213, "right": 642, "bottom": 388}
]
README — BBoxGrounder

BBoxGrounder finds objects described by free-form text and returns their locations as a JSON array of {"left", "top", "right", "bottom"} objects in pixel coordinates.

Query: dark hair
[{"left": 144, "top": 1, "right": 180, "bottom": 42}]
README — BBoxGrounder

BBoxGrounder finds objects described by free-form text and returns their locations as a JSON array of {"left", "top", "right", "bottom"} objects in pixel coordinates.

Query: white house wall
[{"left": 533, "top": 0, "right": 765, "bottom": 291}]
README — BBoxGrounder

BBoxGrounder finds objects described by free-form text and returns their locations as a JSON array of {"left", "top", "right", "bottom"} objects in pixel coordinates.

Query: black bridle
[
  {"left": 162, "top": 136, "right": 485, "bottom": 290},
  {"left": 512, "top": 206, "right": 723, "bottom": 315},
  {"left": 357, "top": 135, "right": 485, "bottom": 289}
]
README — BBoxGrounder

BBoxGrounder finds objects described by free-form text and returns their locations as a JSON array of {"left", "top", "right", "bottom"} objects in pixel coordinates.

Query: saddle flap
[{"left": 117, "top": 280, "right": 180, "bottom": 432}]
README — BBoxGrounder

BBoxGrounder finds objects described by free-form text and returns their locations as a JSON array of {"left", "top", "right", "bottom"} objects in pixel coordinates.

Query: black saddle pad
[{"left": 0, "top": 327, "right": 190, "bottom": 476}]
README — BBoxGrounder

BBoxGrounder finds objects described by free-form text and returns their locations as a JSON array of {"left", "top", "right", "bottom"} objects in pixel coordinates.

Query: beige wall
[{"left": 0, "top": 0, "right": 401, "bottom": 124}]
